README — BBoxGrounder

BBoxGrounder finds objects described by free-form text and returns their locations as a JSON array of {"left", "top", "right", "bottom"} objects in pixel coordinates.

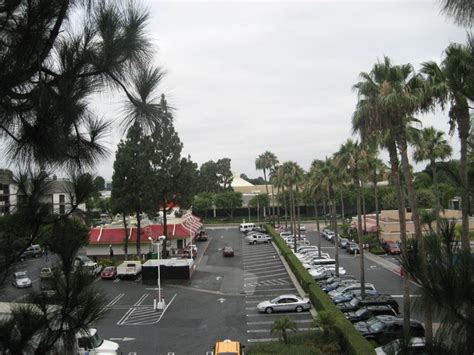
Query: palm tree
[
  {"left": 421, "top": 39, "right": 474, "bottom": 252},
  {"left": 353, "top": 63, "right": 412, "bottom": 338},
  {"left": 440, "top": 0, "right": 474, "bottom": 26},
  {"left": 121, "top": 66, "right": 166, "bottom": 256},
  {"left": 279, "top": 161, "right": 304, "bottom": 252},
  {"left": 335, "top": 139, "right": 367, "bottom": 297},
  {"left": 412, "top": 127, "right": 453, "bottom": 233},
  {"left": 309, "top": 160, "right": 326, "bottom": 258},
  {"left": 318, "top": 157, "right": 341, "bottom": 276},
  {"left": 270, "top": 316, "right": 297, "bottom": 344},
  {"left": 256, "top": 151, "right": 279, "bottom": 221},
  {"left": 401, "top": 219, "right": 474, "bottom": 354}
]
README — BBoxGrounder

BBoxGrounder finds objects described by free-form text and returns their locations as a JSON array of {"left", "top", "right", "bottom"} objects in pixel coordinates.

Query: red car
[
  {"left": 223, "top": 247, "right": 234, "bottom": 257},
  {"left": 101, "top": 266, "right": 117, "bottom": 280},
  {"left": 382, "top": 242, "right": 401, "bottom": 255}
]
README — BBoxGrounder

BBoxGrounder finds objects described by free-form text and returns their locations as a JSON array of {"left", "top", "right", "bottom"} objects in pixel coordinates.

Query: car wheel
[
  {"left": 295, "top": 306, "right": 303, "bottom": 313},
  {"left": 265, "top": 307, "right": 273, "bottom": 314},
  {"left": 253, "top": 241, "right": 257, "bottom": 245}
]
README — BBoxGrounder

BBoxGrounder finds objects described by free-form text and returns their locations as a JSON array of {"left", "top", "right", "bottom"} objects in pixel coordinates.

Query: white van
[{"left": 239, "top": 223, "right": 256, "bottom": 233}]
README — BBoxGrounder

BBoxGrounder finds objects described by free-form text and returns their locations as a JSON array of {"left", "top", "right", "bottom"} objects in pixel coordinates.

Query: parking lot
[{"left": 0, "top": 224, "right": 421, "bottom": 354}]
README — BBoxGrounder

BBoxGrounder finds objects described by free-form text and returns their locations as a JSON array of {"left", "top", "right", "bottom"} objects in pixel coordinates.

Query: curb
[{"left": 270, "top": 241, "right": 318, "bottom": 318}]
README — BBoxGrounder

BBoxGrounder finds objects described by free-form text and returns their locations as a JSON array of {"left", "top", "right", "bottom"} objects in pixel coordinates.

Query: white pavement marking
[
  {"left": 247, "top": 338, "right": 278, "bottom": 343},
  {"left": 244, "top": 264, "right": 285, "bottom": 272},
  {"left": 245, "top": 288, "right": 296, "bottom": 294},
  {"left": 243, "top": 260, "right": 281, "bottom": 267},
  {"left": 248, "top": 327, "right": 316, "bottom": 333},
  {"left": 247, "top": 319, "right": 313, "bottom": 325},
  {"left": 391, "top": 295, "right": 420, "bottom": 298},
  {"left": 246, "top": 312, "right": 311, "bottom": 317},
  {"left": 104, "top": 293, "right": 124, "bottom": 309},
  {"left": 244, "top": 272, "right": 289, "bottom": 280}
]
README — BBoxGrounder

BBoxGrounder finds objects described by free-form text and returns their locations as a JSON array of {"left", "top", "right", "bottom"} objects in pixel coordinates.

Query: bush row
[{"left": 265, "top": 224, "right": 376, "bottom": 355}]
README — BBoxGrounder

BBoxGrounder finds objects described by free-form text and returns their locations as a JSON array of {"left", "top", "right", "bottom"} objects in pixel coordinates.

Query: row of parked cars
[{"left": 278, "top": 228, "right": 427, "bottom": 353}]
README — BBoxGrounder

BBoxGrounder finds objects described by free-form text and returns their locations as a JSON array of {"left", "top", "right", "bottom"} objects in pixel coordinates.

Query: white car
[
  {"left": 257, "top": 294, "right": 311, "bottom": 313},
  {"left": 328, "top": 283, "right": 377, "bottom": 298},
  {"left": 280, "top": 231, "right": 292, "bottom": 237},
  {"left": 12, "top": 271, "right": 32, "bottom": 288},
  {"left": 245, "top": 233, "right": 271, "bottom": 244},
  {"left": 309, "top": 266, "right": 346, "bottom": 279}
]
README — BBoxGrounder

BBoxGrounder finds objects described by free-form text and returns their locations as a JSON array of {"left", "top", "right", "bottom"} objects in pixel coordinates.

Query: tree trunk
[
  {"left": 362, "top": 186, "right": 367, "bottom": 233},
  {"left": 457, "top": 108, "right": 470, "bottom": 252},
  {"left": 263, "top": 168, "right": 270, "bottom": 220},
  {"left": 431, "top": 158, "right": 441, "bottom": 235},
  {"left": 314, "top": 199, "right": 322, "bottom": 258},
  {"left": 271, "top": 183, "right": 276, "bottom": 224},
  {"left": 162, "top": 197, "right": 168, "bottom": 259},
  {"left": 122, "top": 213, "right": 129, "bottom": 260},
  {"left": 373, "top": 175, "right": 380, "bottom": 242},
  {"left": 296, "top": 186, "right": 301, "bottom": 242},
  {"left": 333, "top": 196, "right": 340, "bottom": 277},
  {"left": 387, "top": 139, "right": 411, "bottom": 340},
  {"left": 355, "top": 177, "right": 365, "bottom": 298},
  {"left": 283, "top": 188, "right": 288, "bottom": 230},
  {"left": 136, "top": 210, "right": 141, "bottom": 257},
  {"left": 323, "top": 197, "right": 328, "bottom": 226},
  {"left": 396, "top": 124, "right": 432, "bottom": 344},
  {"left": 340, "top": 190, "right": 345, "bottom": 220}
]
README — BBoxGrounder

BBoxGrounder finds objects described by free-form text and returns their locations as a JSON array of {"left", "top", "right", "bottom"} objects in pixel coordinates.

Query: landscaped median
[{"left": 265, "top": 225, "right": 376, "bottom": 355}]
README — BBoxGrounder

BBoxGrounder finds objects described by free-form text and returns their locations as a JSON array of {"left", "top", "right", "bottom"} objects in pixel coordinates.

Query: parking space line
[
  {"left": 248, "top": 327, "right": 316, "bottom": 333},
  {"left": 245, "top": 288, "right": 296, "bottom": 294},
  {"left": 247, "top": 319, "right": 313, "bottom": 325},
  {"left": 244, "top": 272, "right": 288, "bottom": 280},
  {"left": 243, "top": 255, "right": 279, "bottom": 261},
  {"left": 244, "top": 265, "right": 285, "bottom": 272},
  {"left": 246, "top": 312, "right": 310, "bottom": 317},
  {"left": 105, "top": 293, "right": 125, "bottom": 308},
  {"left": 243, "top": 260, "right": 281, "bottom": 266},
  {"left": 247, "top": 338, "right": 279, "bottom": 343}
]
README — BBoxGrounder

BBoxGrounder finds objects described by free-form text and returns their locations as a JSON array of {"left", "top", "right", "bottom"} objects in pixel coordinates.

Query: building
[
  {"left": 0, "top": 170, "right": 85, "bottom": 216},
  {"left": 351, "top": 209, "right": 474, "bottom": 242},
  {"left": 87, "top": 212, "right": 202, "bottom": 257},
  {"left": 231, "top": 174, "right": 275, "bottom": 209}
]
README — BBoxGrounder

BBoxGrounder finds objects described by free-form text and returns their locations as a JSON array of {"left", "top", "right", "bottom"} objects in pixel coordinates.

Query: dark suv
[
  {"left": 19, "top": 245, "right": 42, "bottom": 261},
  {"left": 337, "top": 295, "right": 400, "bottom": 314},
  {"left": 344, "top": 305, "right": 399, "bottom": 323},
  {"left": 355, "top": 315, "right": 424, "bottom": 345}
]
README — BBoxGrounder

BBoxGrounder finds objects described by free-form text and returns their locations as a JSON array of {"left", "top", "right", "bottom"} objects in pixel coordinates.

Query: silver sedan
[{"left": 257, "top": 294, "right": 311, "bottom": 314}]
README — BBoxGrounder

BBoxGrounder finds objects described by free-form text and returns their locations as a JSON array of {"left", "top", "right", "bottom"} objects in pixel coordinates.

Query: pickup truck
[
  {"left": 74, "top": 255, "right": 102, "bottom": 276},
  {"left": 117, "top": 260, "right": 142, "bottom": 279}
]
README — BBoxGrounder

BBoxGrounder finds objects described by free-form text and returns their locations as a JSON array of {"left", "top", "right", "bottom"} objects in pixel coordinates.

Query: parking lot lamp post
[{"left": 148, "top": 236, "right": 165, "bottom": 310}]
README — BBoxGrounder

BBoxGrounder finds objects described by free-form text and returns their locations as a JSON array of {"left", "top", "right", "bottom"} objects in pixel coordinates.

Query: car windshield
[
  {"left": 89, "top": 332, "right": 104, "bottom": 348},
  {"left": 15, "top": 272, "right": 27, "bottom": 279},
  {"left": 104, "top": 267, "right": 114, "bottom": 272},
  {"left": 355, "top": 308, "right": 367, "bottom": 316},
  {"left": 349, "top": 298, "right": 360, "bottom": 306},
  {"left": 270, "top": 297, "right": 280, "bottom": 304},
  {"left": 368, "top": 321, "right": 385, "bottom": 332}
]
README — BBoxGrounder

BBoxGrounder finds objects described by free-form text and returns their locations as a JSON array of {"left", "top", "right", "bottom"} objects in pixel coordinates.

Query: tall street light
[{"left": 148, "top": 235, "right": 166, "bottom": 310}]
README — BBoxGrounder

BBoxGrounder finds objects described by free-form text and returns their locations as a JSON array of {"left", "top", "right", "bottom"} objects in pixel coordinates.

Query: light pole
[
  {"left": 252, "top": 190, "right": 260, "bottom": 224},
  {"left": 148, "top": 235, "right": 166, "bottom": 310}
]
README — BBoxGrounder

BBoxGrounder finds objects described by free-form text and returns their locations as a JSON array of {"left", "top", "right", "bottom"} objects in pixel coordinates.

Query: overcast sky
[{"left": 92, "top": 0, "right": 468, "bottom": 181}]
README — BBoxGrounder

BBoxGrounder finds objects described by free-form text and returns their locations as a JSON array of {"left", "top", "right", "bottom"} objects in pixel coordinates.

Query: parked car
[
  {"left": 324, "top": 231, "right": 335, "bottom": 242},
  {"left": 317, "top": 275, "right": 357, "bottom": 287},
  {"left": 338, "top": 295, "right": 400, "bottom": 314},
  {"left": 223, "top": 247, "right": 234, "bottom": 257},
  {"left": 75, "top": 255, "right": 102, "bottom": 275},
  {"left": 309, "top": 266, "right": 346, "bottom": 280},
  {"left": 375, "top": 337, "right": 426, "bottom": 355},
  {"left": 280, "top": 231, "right": 292, "bottom": 237},
  {"left": 328, "top": 283, "right": 376, "bottom": 298},
  {"left": 381, "top": 242, "right": 401, "bottom": 255},
  {"left": 101, "top": 266, "right": 117, "bottom": 280},
  {"left": 299, "top": 225, "right": 306, "bottom": 232},
  {"left": 321, "top": 279, "right": 358, "bottom": 293},
  {"left": 347, "top": 242, "right": 360, "bottom": 254},
  {"left": 245, "top": 233, "right": 271, "bottom": 245},
  {"left": 332, "top": 289, "right": 379, "bottom": 304},
  {"left": 19, "top": 244, "right": 42, "bottom": 261},
  {"left": 355, "top": 316, "right": 425, "bottom": 345},
  {"left": 117, "top": 261, "right": 142, "bottom": 279},
  {"left": 257, "top": 294, "right": 311, "bottom": 314},
  {"left": 195, "top": 231, "right": 208, "bottom": 241},
  {"left": 344, "top": 305, "right": 399, "bottom": 323},
  {"left": 40, "top": 267, "right": 53, "bottom": 280},
  {"left": 302, "top": 256, "right": 333, "bottom": 269},
  {"left": 338, "top": 237, "right": 350, "bottom": 248},
  {"left": 12, "top": 271, "right": 32, "bottom": 288}
]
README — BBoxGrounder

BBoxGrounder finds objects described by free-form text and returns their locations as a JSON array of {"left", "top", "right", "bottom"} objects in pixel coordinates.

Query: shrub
[{"left": 369, "top": 246, "right": 386, "bottom": 255}]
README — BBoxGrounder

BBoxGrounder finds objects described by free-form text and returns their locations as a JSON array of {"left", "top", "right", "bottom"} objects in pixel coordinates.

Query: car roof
[
  {"left": 275, "top": 294, "right": 301, "bottom": 299},
  {"left": 14, "top": 271, "right": 27, "bottom": 276}
]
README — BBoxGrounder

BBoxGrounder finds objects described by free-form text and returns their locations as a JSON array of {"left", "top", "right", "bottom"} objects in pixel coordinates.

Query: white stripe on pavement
[{"left": 247, "top": 319, "right": 313, "bottom": 325}]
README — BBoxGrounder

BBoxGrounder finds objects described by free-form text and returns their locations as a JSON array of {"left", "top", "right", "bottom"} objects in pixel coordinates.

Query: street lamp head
[
  {"left": 158, "top": 235, "right": 166, "bottom": 241},
  {"left": 148, "top": 236, "right": 153, "bottom": 241}
]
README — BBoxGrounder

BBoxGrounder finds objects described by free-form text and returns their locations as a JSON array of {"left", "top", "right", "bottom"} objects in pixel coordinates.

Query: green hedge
[{"left": 265, "top": 224, "right": 375, "bottom": 355}]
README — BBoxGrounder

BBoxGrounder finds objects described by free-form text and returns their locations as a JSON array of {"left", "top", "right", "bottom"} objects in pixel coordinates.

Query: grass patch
[{"left": 246, "top": 331, "right": 342, "bottom": 355}]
